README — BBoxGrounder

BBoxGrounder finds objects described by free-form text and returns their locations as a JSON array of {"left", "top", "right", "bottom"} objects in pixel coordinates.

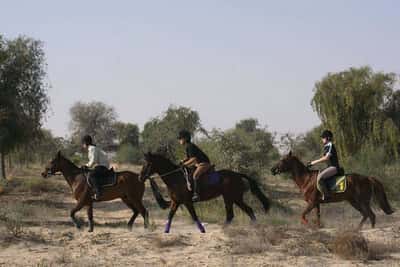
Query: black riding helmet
[
  {"left": 82, "top": 135, "right": 94, "bottom": 146},
  {"left": 177, "top": 130, "right": 191, "bottom": 142},
  {"left": 321, "top": 130, "right": 333, "bottom": 140}
]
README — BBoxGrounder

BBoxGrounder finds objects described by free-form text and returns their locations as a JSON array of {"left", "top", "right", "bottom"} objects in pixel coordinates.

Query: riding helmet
[
  {"left": 82, "top": 135, "right": 94, "bottom": 146},
  {"left": 177, "top": 130, "right": 191, "bottom": 142},
  {"left": 321, "top": 130, "right": 333, "bottom": 140}
]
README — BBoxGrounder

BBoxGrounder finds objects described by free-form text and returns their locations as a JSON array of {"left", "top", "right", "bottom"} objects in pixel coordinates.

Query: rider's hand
[
  {"left": 81, "top": 165, "right": 89, "bottom": 171},
  {"left": 306, "top": 161, "right": 313, "bottom": 168}
]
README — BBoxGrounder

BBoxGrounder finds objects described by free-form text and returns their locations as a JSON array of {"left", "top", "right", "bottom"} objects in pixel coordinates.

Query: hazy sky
[{"left": 2, "top": 1, "right": 399, "bottom": 137}]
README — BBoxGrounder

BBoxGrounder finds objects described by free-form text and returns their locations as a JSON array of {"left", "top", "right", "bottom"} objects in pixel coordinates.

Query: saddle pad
[
  {"left": 184, "top": 171, "right": 221, "bottom": 191},
  {"left": 86, "top": 173, "right": 118, "bottom": 188},
  {"left": 324, "top": 175, "right": 347, "bottom": 193}
]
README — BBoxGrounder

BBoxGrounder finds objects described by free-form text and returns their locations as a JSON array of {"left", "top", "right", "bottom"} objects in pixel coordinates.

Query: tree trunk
[{"left": 1, "top": 151, "right": 6, "bottom": 179}]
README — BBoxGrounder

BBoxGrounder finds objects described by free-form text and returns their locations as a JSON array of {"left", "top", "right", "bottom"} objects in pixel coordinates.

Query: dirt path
[{"left": 0, "top": 170, "right": 399, "bottom": 266}]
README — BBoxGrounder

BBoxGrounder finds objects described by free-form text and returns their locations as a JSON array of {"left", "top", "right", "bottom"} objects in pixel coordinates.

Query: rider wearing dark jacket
[
  {"left": 307, "top": 130, "right": 341, "bottom": 200},
  {"left": 178, "top": 130, "right": 211, "bottom": 202}
]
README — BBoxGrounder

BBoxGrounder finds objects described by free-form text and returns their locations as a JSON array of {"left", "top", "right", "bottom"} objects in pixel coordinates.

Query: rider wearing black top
[
  {"left": 307, "top": 130, "right": 341, "bottom": 200},
  {"left": 178, "top": 130, "right": 211, "bottom": 202}
]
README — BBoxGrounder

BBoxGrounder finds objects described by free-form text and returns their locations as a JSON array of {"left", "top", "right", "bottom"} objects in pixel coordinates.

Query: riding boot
[
  {"left": 192, "top": 179, "right": 200, "bottom": 202},
  {"left": 90, "top": 174, "right": 102, "bottom": 200},
  {"left": 319, "top": 182, "right": 330, "bottom": 201}
]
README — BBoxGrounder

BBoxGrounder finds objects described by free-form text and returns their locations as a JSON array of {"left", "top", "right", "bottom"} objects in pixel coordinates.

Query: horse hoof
[{"left": 88, "top": 229, "right": 93, "bottom": 233}]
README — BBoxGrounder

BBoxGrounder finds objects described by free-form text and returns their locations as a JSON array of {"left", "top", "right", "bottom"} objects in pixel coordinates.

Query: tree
[
  {"left": 311, "top": 66, "right": 399, "bottom": 159},
  {"left": 0, "top": 35, "right": 49, "bottom": 178},
  {"left": 69, "top": 101, "right": 117, "bottom": 149},
  {"left": 141, "top": 105, "right": 202, "bottom": 159},
  {"left": 200, "top": 118, "right": 279, "bottom": 177},
  {"left": 114, "top": 122, "right": 139, "bottom": 147}
]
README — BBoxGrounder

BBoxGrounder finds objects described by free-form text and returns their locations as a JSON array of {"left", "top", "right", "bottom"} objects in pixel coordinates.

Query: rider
[
  {"left": 307, "top": 130, "right": 340, "bottom": 201},
  {"left": 178, "top": 130, "right": 211, "bottom": 202},
  {"left": 82, "top": 135, "right": 110, "bottom": 200}
]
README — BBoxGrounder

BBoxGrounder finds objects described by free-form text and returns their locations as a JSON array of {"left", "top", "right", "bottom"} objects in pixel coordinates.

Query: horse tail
[
  {"left": 369, "top": 177, "right": 394, "bottom": 215},
  {"left": 240, "top": 174, "right": 270, "bottom": 213},
  {"left": 149, "top": 178, "right": 170, "bottom": 209}
]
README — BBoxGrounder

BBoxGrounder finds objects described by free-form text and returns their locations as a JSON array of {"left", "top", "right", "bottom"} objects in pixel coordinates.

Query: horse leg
[
  {"left": 184, "top": 202, "right": 206, "bottom": 233},
  {"left": 314, "top": 204, "right": 321, "bottom": 227},
  {"left": 234, "top": 199, "right": 256, "bottom": 222},
  {"left": 121, "top": 198, "right": 139, "bottom": 230},
  {"left": 349, "top": 200, "right": 368, "bottom": 230},
  {"left": 87, "top": 203, "right": 94, "bottom": 232},
  {"left": 222, "top": 195, "right": 234, "bottom": 225},
  {"left": 70, "top": 199, "right": 86, "bottom": 229},
  {"left": 133, "top": 200, "right": 149, "bottom": 229},
  {"left": 362, "top": 202, "right": 376, "bottom": 228},
  {"left": 301, "top": 202, "right": 316, "bottom": 225},
  {"left": 165, "top": 202, "right": 179, "bottom": 233}
]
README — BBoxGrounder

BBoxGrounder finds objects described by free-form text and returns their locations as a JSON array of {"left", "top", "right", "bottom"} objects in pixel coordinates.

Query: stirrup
[{"left": 192, "top": 194, "right": 200, "bottom": 202}]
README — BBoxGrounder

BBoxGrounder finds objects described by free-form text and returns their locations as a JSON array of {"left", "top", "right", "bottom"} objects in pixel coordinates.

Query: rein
[{"left": 150, "top": 167, "right": 183, "bottom": 179}]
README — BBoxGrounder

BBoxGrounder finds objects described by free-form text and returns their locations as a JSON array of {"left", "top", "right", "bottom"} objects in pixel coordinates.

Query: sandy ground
[{"left": 0, "top": 166, "right": 399, "bottom": 267}]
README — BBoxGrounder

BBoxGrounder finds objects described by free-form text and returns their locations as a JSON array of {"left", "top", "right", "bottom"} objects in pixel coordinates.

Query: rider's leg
[
  {"left": 90, "top": 166, "right": 105, "bottom": 200},
  {"left": 317, "top": 166, "right": 337, "bottom": 200},
  {"left": 192, "top": 163, "right": 210, "bottom": 202}
]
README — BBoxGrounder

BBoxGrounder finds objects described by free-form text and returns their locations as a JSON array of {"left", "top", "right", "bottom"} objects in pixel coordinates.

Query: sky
[{"left": 2, "top": 0, "right": 399, "bottom": 137}]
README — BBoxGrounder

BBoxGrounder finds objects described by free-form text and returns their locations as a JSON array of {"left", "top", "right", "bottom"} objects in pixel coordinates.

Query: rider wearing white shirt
[{"left": 82, "top": 135, "right": 110, "bottom": 200}]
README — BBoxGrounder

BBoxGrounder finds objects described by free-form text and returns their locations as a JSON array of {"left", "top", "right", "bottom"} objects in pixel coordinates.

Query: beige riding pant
[{"left": 193, "top": 162, "right": 211, "bottom": 180}]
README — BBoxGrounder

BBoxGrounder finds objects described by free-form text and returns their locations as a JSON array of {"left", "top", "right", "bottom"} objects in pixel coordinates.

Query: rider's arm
[
  {"left": 86, "top": 146, "right": 96, "bottom": 168},
  {"left": 311, "top": 154, "right": 330, "bottom": 166},
  {"left": 183, "top": 157, "right": 197, "bottom": 166}
]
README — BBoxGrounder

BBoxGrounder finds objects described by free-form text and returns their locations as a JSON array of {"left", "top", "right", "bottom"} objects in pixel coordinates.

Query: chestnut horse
[
  {"left": 271, "top": 151, "right": 394, "bottom": 229},
  {"left": 139, "top": 152, "right": 270, "bottom": 233},
  {"left": 41, "top": 151, "right": 165, "bottom": 232}
]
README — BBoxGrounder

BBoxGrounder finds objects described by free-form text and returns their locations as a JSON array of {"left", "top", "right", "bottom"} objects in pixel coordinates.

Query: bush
[{"left": 333, "top": 231, "right": 369, "bottom": 261}]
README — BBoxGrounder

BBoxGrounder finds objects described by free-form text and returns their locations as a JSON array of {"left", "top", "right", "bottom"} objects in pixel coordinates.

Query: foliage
[
  {"left": 311, "top": 66, "right": 399, "bottom": 159},
  {"left": 141, "top": 105, "right": 203, "bottom": 160},
  {"left": 69, "top": 101, "right": 118, "bottom": 149},
  {"left": 0, "top": 35, "right": 49, "bottom": 178},
  {"left": 114, "top": 122, "right": 139, "bottom": 147},
  {"left": 115, "top": 143, "right": 142, "bottom": 164},
  {"left": 200, "top": 118, "right": 279, "bottom": 177}
]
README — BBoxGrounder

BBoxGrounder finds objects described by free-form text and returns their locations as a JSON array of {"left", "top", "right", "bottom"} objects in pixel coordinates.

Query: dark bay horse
[
  {"left": 271, "top": 151, "right": 394, "bottom": 229},
  {"left": 41, "top": 151, "right": 159, "bottom": 232},
  {"left": 139, "top": 152, "right": 270, "bottom": 233}
]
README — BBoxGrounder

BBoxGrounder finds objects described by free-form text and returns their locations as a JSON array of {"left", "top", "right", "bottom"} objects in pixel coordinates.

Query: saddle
[
  {"left": 85, "top": 167, "right": 118, "bottom": 188},
  {"left": 183, "top": 165, "right": 220, "bottom": 191},
  {"left": 318, "top": 167, "right": 347, "bottom": 194}
]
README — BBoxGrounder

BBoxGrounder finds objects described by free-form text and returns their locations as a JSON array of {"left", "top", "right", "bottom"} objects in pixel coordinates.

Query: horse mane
[
  {"left": 58, "top": 153, "right": 80, "bottom": 170},
  {"left": 149, "top": 153, "right": 179, "bottom": 169}
]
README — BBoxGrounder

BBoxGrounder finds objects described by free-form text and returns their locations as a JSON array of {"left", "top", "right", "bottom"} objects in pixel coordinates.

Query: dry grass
[
  {"left": 332, "top": 230, "right": 369, "bottom": 261},
  {"left": 224, "top": 225, "right": 289, "bottom": 254},
  {"left": 280, "top": 229, "right": 332, "bottom": 256},
  {"left": 152, "top": 234, "right": 190, "bottom": 248}
]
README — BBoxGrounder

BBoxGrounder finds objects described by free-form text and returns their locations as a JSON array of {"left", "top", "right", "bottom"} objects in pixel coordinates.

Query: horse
[
  {"left": 138, "top": 152, "right": 270, "bottom": 233},
  {"left": 41, "top": 151, "right": 162, "bottom": 232},
  {"left": 270, "top": 151, "right": 394, "bottom": 229}
]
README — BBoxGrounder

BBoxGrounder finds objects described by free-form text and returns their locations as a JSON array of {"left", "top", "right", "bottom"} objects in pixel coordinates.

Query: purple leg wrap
[
  {"left": 164, "top": 219, "right": 172, "bottom": 233},
  {"left": 196, "top": 220, "right": 206, "bottom": 233}
]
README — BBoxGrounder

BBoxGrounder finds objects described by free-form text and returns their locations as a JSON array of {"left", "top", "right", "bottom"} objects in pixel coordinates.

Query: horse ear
[
  {"left": 57, "top": 151, "right": 62, "bottom": 158},
  {"left": 288, "top": 150, "right": 292, "bottom": 157}
]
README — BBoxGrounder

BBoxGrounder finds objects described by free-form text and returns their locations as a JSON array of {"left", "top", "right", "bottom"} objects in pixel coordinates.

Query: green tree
[
  {"left": 69, "top": 101, "right": 117, "bottom": 149},
  {"left": 0, "top": 35, "right": 49, "bottom": 178},
  {"left": 200, "top": 118, "right": 278, "bottom": 177},
  {"left": 114, "top": 122, "right": 139, "bottom": 147},
  {"left": 141, "top": 105, "right": 202, "bottom": 159},
  {"left": 311, "top": 66, "right": 399, "bottom": 159}
]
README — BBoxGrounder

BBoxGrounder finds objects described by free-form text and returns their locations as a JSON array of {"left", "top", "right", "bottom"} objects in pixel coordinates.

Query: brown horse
[
  {"left": 41, "top": 151, "right": 159, "bottom": 232},
  {"left": 270, "top": 151, "right": 394, "bottom": 229},
  {"left": 139, "top": 152, "right": 270, "bottom": 233}
]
